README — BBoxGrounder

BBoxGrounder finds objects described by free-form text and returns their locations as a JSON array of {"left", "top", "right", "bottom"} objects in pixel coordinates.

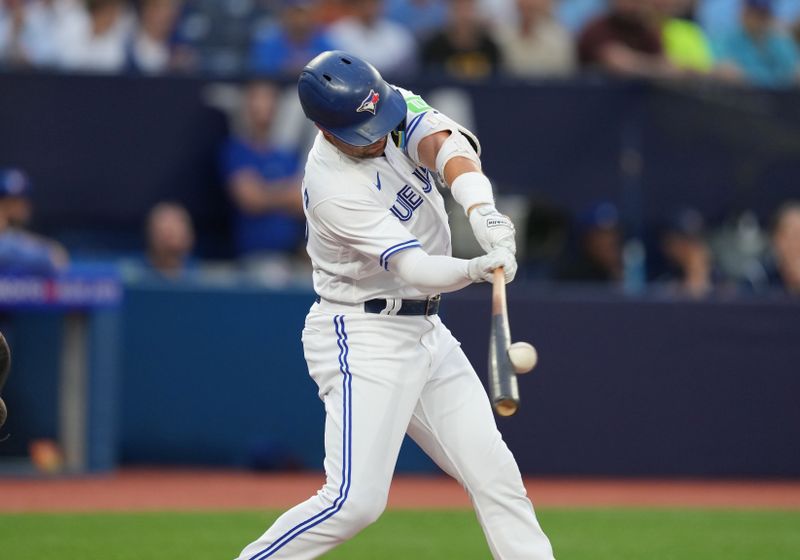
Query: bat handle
[
  {"left": 493, "top": 267, "right": 505, "bottom": 284},
  {"left": 492, "top": 267, "right": 507, "bottom": 317}
]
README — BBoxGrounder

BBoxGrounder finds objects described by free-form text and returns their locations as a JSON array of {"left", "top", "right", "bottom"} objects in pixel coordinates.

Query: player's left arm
[{"left": 416, "top": 129, "right": 516, "bottom": 255}]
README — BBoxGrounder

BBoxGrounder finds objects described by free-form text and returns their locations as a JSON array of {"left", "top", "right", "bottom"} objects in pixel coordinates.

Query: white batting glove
[
  {"left": 468, "top": 205, "right": 517, "bottom": 255},
  {"left": 467, "top": 248, "right": 517, "bottom": 284}
]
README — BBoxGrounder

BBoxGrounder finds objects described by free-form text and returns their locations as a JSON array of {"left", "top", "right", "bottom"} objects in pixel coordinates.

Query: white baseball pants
[{"left": 236, "top": 303, "right": 555, "bottom": 560}]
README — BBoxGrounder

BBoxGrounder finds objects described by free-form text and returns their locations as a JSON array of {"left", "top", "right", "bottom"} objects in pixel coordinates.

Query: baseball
[{"left": 507, "top": 342, "right": 538, "bottom": 374}]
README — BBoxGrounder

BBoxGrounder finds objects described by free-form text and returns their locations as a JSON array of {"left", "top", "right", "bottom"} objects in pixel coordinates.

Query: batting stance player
[{"left": 236, "top": 51, "right": 555, "bottom": 560}]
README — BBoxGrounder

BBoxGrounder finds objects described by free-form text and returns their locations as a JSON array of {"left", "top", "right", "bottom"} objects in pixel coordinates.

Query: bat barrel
[
  {"left": 489, "top": 308, "right": 520, "bottom": 416},
  {"left": 494, "top": 399, "right": 519, "bottom": 417}
]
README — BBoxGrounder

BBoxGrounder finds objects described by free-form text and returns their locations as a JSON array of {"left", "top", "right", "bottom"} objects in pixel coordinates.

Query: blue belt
[{"left": 316, "top": 295, "right": 441, "bottom": 316}]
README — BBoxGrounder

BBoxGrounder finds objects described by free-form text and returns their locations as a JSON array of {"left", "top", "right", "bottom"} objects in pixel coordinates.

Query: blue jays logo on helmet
[
  {"left": 297, "top": 51, "right": 406, "bottom": 147},
  {"left": 357, "top": 89, "right": 380, "bottom": 115}
]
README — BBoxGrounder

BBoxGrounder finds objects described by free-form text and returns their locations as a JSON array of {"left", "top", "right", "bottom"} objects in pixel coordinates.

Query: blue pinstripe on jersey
[
  {"left": 382, "top": 242, "right": 421, "bottom": 270},
  {"left": 380, "top": 239, "right": 421, "bottom": 270},
  {"left": 248, "top": 315, "right": 352, "bottom": 559}
]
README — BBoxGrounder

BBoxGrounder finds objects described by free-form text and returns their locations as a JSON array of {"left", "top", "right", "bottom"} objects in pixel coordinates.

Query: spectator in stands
[
  {"left": 144, "top": 202, "right": 195, "bottom": 279},
  {"left": 385, "top": 0, "right": 446, "bottom": 40},
  {"left": 249, "top": 0, "right": 333, "bottom": 77},
  {"left": 168, "top": 0, "right": 256, "bottom": 75},
  {"left": 0, "top": 0, "right": 26, "bottom": 67},
  {"left": 654, "top": 0, "right": 715, "bottom": 73},
  {"left": 493, "top": 0, "right": 575, "bottom": 78},
  {"left": 698, "top": 0, "right": 800, "bottom": 43},
  {"left": 421, "top": 0, "right": 500, "bottom": 80},
  {"left": 310, "top": 0, "right": 348, "bottom": 24},
  {"left": 768, "top": 201, "right": 800, "bottom": 295},
  {"left": 556, "top": 201, "right": 623, "bottom": 284},
  {"left": 29, "top": 1, "right": 87, "bottom": 65},
  {"left": 658, "top": 208, "right": 717, "bottom": 298},
  {"left": 475, "top": 0, "right": 603, "bottom": 30},
  {"left": 0, "top": 0, "right": 76, "bottom": 67},
  {"left": 58, "top": 0, "right": 132, "bottom": 72},
  {"left": 578, "top": 0, "right": 679, "bottom": 78},
  {"left": 0, "top": 0, "right": 27, "bottom": 67},
  {"left": 220, "top": 81, "right": 305, "bottom": 283},
  {"left": 0, "top": 169, "right": 68, "bottom": 275},
  {"left": 327, "top": 0, "right": 417, "bottom": 78},
  {"left": 127, "top": 0, "right": 183, "bottom": 74},
  {"left": 713, "top": 0, "right": 800, "bottom": 88},
  {"left": 556, "top": 0, "right": 606, "bottom": 34},
  {"left": 793, "top": 18, "right": 800, "bottom": 47}
]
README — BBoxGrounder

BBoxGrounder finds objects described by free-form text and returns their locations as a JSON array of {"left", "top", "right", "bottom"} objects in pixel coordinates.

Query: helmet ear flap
[{"left": 298, "top": 51, "right": 408, "bottom": 147}]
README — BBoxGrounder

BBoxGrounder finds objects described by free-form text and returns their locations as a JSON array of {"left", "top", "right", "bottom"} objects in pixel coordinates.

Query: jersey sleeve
[
  {"left": 393, "top": 87, "right": 482, "bottom": 170},
  {"left": 312, "top": 195, "right": 422, "bottom": 271}
]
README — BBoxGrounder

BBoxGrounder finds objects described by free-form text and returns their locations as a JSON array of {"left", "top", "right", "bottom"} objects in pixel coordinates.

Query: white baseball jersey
[{"left": 302, "top": 88, "right": 475, "bottom": 304}]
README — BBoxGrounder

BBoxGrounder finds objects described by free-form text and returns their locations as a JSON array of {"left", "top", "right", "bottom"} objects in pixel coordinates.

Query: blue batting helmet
[{"left": 298, "top": 51, "right": 407, "bottom": 147}]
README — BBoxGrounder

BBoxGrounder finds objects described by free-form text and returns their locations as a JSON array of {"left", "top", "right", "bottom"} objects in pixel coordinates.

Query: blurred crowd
[
  {"left": 1, "top": 0, "right": 799, "bottom": 299},
  {"left": 1, "top": 0, "right": 800, "bottom": 86},
  {"left": 523, "top": 200, "right": 800, "bottom": 298},
  {"left": 2, "top": 76, "right": 799, "bottom": 299}
]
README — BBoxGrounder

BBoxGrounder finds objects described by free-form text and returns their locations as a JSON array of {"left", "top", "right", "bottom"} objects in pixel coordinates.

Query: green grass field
[{"left": 1, "top": 509, "right": 798, "bottom": 559}]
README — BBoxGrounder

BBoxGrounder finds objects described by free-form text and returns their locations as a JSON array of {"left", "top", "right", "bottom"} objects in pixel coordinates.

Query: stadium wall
[
  {"left": 121, "top": 286, "right": 800, "bottom": 476},
  {"left": 117, "top": 284, "right": 800, "bottom": 477},
  {"left": 2, "top": 283, "right": 798, "bottom": 476}
]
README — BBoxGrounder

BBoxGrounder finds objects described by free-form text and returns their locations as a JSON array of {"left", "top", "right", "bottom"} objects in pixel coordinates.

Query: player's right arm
[{"left": 397, "top": 90, "right": 517, "bottom": 257}]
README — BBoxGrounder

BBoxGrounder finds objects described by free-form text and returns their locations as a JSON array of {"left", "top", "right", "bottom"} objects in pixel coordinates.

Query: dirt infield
[{"left": 0, "top": 470, "right": 799, "bottom": 513}]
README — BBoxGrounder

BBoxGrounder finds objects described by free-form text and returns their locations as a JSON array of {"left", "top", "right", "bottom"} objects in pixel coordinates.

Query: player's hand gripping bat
[{"left": 488, "top": 268, "right": 538, "bottom": 417}]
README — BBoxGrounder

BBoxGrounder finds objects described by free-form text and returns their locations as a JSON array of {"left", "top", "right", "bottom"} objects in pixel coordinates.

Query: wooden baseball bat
[{"left": 488, "top": 268, "right": 520, "bottom": 417}]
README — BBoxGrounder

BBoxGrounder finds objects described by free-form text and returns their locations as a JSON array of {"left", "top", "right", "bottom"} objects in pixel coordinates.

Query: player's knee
[
  {"left": 339, "top": 492, "right": 387, "bottom": 531},
  {"left": 468, "top": 452, "right": 526, "bottom": 498}
]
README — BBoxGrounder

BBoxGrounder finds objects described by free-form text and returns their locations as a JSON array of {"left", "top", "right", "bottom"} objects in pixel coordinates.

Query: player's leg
[
  {"left": 235, "top": 312, "right": 429, "bottom": 560},
  {"left": 406, "top": 321, "right": 555, "bottom": 560}
]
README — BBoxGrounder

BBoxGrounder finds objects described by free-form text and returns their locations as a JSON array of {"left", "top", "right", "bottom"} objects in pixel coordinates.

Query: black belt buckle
[{"left": 425, "top": 294, "right": 441, "bottom": 316}]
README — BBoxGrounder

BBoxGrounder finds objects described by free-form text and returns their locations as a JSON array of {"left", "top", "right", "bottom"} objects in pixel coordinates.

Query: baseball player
[{"left": 236, "top": 51, "right": 554, "bottom": 560}]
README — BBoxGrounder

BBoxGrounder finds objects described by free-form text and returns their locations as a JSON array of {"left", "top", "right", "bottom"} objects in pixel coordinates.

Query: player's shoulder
[
  {"left": 390, "top": 86, "right": 442, "bottom": 153},
  {"left": 389, "top": 87, "right": 481, "bottom": 161},
  {"left": 392, "top": 86, "right": 435, "bottom": 117},
  {"left": 303, "top": 135, "right": 378, "bottom": 206}
]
